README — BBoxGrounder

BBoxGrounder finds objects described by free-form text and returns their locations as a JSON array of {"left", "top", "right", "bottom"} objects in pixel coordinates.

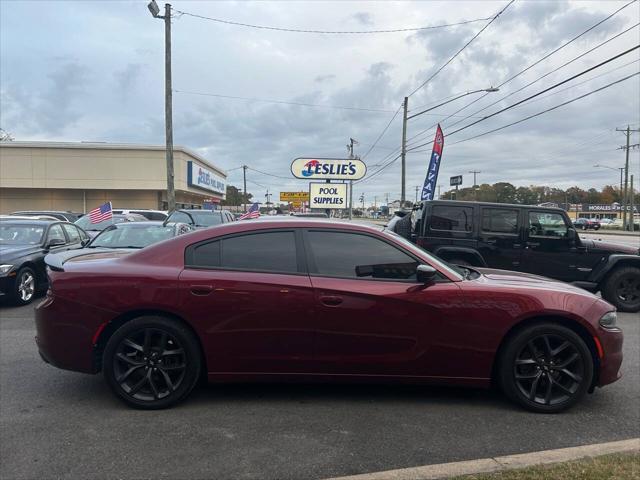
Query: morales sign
[
  {"left": 187, "top": 161, "right": 226, "bottom": 196},
  {"left": 291, "top": 158, "right": 366, "bottom": 180},
  {"left": 420, "top": 124, "right": 444, "bottom": 201},
  {"left": 309, "top": 183, "right": 347, "bottom": 209}
]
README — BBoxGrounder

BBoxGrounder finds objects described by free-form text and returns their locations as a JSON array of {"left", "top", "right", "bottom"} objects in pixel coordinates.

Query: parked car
[
  {"left": 46, "top": 222, "right": 194, "bottom": 268},
  {"left": 291, "top": 212, "right": 329, "bottom": 218},
  {"left": 165, "top": 209, "right": 235, "bottom": 228},
  {"left": 75, "top": 213, "right": 148, "bottom": 238},
  {"left": 573, "top": 218, "right": 601, "bottom": 230},
  {"left": 112, "top": 209, "right": 168, "bottom": 221},
  {"left": 598, "top": 218, "right": 614, "bottom": 225},
  {"left": 0, "top": 219, "right": 89, "bottom": 304},
  {"left": 11, "top": 210, "right": 83, "bottom": 222},
  {"left": 412, "top": 201, "right": 640, "bottom": 312},
  {"left": 37, "top": 219, "right": 622, "bottom": 412}
]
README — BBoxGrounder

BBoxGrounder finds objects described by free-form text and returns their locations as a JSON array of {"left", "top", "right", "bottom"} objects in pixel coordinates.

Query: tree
[
  {"left": 0, "top": 128, "right": 14, "bottom": 142},
  {"left": 221, "top": 185, "right": 252, "bottom": 207},
  {"left": 493, "top": 182, "right": 516, "bottom": 203}
]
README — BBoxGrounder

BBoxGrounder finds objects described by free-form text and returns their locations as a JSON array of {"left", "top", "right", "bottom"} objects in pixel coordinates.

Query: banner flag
[{"left": 420, "top": 124, "right": 445, "bottom": 201}]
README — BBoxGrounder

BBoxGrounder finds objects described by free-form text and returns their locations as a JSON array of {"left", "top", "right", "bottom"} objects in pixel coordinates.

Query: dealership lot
[{"left": 0, "top": 302, "right": 638, "bottom": 480}]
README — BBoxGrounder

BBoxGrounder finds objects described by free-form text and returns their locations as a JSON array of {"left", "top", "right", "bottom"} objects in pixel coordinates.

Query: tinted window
[
  {"left": 529, "top": 212, "right": 568, "bottom": 238},
  {"left": 62, "top": 224, "right": 81, "bottom": 242},
  {"left": 90, "top": 225, "right": 176, "bottom": 248},
  {"left": 308, "top": 231, "right": 418, "bottom": 280},
  {"left": 222, "top": 232, "right": 297, "bottom": 272},
  {"left": 192, "top": 240, "right": 221, "bottom": 267},
  {"left": 430, "top": 206, "right": 473, "bottom": 232},
  {"left": 47, "top": 224, "right": 66, "bottom": 243},
  {"left": 481, "top": 208, "right": 518, "bottom": 234}
]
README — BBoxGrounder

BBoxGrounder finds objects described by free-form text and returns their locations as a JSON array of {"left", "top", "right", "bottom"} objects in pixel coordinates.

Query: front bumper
[
  {"left": 596, "top": 327, "right": 624, "bottom": 387},
  {"left": 0, "top": 275, "right": 15, "bottom": 298}
]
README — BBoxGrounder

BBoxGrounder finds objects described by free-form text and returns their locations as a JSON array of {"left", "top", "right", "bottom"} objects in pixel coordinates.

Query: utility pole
[
  {"left": 469, "top": 170, "right": 481, "bottom": 201},
  {"left": 348, "top": 138, "right": 357, "bottom": 220},
  {"left": 360, "top": 193, "right": 365, "bottom": 213},
  {"left": 148, "top": 1, "right": 175, "bottom": 211},
  {"left": 415, "top": 185, "right": 419, "bottom": 204},
  {"left": 242, "top": 165, "right": 248, "bottom": 212},
  {"left": 631, "top": 174, "right": 635, "bottom": 231},
  {"left": 616, "top": 126, "right": 640, "bottom": 230},
  {"left": 437, "top": 184, "right": 442, "bottom": 200},
  {"left": 400, "top": 97, "right": 408, "bottom": 207}
]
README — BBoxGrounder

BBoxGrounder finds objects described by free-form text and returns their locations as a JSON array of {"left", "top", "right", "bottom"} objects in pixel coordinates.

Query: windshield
[
  {"left": 89, "top": 225, "right": 175, "bottom": 249},
  {"left": 75, "top": 215, "right": 126, "bottom": 231},
  {"left": 383, "top": 230, "right": 464, "bottom": 280},
  {"left": 0, "top": 224, "right": 45, "bottom": 245},
  {"left": 168, "top": 211, "right": 222, "bottom": 227}
]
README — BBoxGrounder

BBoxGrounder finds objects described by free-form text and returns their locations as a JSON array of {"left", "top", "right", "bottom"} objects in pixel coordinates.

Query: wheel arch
[
  {"left": 490, "top": 315, "right": 600, "bottom": 392},
  {"left": 432, "top": 247, "right": 487, "bottom": 267},
  {"left": 594, "top": 256, "right": 640, "bottom": 286},
  {"left": 92, "top": 309, "right": 207, "bottom": 375}
]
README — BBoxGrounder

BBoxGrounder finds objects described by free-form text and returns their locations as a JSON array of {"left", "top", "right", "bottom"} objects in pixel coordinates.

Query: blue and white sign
[{"left": 187, "top": 161, "right": 226, "bottom": 196}]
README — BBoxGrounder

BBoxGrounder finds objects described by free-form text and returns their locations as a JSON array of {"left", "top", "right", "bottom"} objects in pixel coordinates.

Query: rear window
[
  {"left": 430, "top": 206, "right": 473, "bottom": 232},
  {"left": 481, "top": 208, "right": 518, "bottom": 234}
]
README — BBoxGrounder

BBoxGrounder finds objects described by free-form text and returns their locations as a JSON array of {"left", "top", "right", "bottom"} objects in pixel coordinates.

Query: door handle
[
  {"left": 319, "top": 295, "right": 343, "bottom": 307},
  {"left": 485, "top": 239, "right": 497, "bottom": 245},
  {"left": 526, "top": 241, "right": 540, "bottom": 249},
  {"left": 190, "top": 285, "right": 213, "bottom": 296}
]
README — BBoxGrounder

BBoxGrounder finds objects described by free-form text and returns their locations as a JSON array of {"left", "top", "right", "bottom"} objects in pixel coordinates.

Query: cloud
[
  {"left": 351, "top": 12, "right": 373, "bottom": 26},
  {"left": 315, "top": 74, "right": 336, "bottom": 83}
]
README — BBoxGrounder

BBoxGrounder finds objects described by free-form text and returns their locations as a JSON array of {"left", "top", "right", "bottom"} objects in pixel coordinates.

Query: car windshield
[
  {"left": 383, "top": 230, "right": 465, "bottom": 280},
  {"left": 75, "top": 215, "right": 127, "bottom": 231},
  {"left": 89, "top": 225, "right": 175, "bottom": 249},
  {"left": 168, "top": 211, "right": 222, "bottom": 227},
  {"left": 0, "top": 224, "right": 45, "bottom": 245}
]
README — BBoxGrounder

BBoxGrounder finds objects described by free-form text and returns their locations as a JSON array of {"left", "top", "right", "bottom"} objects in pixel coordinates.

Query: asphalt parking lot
[{"left": 0, "top": 302, "right": 638, "bottom": 480}]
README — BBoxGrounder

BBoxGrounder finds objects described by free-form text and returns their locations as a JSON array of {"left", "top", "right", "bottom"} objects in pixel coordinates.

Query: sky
[{"left": 1, "top": 0, "right": 639, "bottom": 206}]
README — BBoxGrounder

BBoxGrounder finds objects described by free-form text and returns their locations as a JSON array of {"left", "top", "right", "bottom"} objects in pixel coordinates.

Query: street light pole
[{"left": 148, "top": 1, "right": 175, "bottom": 212}]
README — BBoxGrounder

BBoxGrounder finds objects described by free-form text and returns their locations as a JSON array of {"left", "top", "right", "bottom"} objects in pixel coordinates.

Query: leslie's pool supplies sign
[{"left": 309, "top": 183, "right": 348, "bottom": 209}]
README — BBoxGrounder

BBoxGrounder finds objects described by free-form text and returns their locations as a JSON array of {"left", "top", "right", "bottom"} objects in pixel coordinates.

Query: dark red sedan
[{"left": 35, "top": 219, "right": 623, "bottom": 412}]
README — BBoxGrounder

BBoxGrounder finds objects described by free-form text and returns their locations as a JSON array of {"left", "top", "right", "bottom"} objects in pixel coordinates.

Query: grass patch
[{"left": 455, "top": 452, "right": 639, "bottom": 480}]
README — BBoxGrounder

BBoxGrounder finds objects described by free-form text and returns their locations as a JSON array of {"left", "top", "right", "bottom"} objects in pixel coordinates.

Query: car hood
[
  {"left": 45, "top": 248, "right": 138, "bottom": 270},
  {"left": 0, "top": 244, "right": 42, "bottom": 262},
  {"left": 580, "top": 238, "right": 639, "bottom": 255},
  {"left": 474, "top": 267, "right": 596, "bottom": 296}
]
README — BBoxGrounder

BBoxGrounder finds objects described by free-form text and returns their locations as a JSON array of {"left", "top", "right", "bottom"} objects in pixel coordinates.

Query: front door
[
  {"left": 477, "top": 206, "right": 524, "bottom": 270},
  {"left": 179, "top": 229, "right": 316, "bottom": 374},
  {"left": 304, "top": 229, "right": 461, "bottom": 377},
  {"left": 520, "top": 210, "right": 577, "bottom": 281}
]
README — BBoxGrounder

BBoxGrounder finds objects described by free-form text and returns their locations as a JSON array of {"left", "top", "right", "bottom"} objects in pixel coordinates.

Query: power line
[
  {"left": 446, "top": 45, "right": 640, "bottom": 137},
  {"left": 448, "top": 72, "right": 639, "bottom": 146},
  {"left": 404, "top": 0, "right": 638, "bottom": 145},
  {"left": 406, "top": 0, "right": 515, "bottom": 97},
  {"left": 174, "top": 90, "right": 395, "bottom": 113},
  {"left": 173, "top": 10, "right": 493, "bottom": 34},
  {"left": 247, "top": 166, "right": 291, "bottom": 180},
  {"left": 445, "top": 20, "right": 640, "bottom": 130},
  {"left": 362, "top": 104, "right": 403, "bottom": 159}
]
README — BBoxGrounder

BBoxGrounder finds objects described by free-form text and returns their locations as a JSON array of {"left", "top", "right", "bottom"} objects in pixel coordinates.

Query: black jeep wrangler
[{"left": 412, "top": 200, "right": 640, "bottom": 312}]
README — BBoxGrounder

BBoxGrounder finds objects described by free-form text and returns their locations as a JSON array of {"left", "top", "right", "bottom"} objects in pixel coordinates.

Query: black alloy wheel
[
  {"left": 500, "top": 323, "right": 593, "bottom": 413},
  {"left": 603, "top": 266, "right": 640, "bottom": 313},
  {"left": 103, "top": 316, "right": 201, "bottom": 409}
]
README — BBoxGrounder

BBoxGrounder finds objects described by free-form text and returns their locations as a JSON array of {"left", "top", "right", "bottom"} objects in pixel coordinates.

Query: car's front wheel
[
  {"left": 499, "top": 323, "right": 593, "bottom": 413},
  {"left": 12, "top": 267, "right": 37, "bottom": 305},
  {"left": 103, "top": 316, "right": 202, "bottom": 409},
  {"left": 602, "top": 266, "right": 640, "bottom": 313}
]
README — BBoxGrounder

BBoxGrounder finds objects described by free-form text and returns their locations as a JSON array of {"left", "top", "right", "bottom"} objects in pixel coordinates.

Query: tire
[
  {"left": 499, "top": 323, "right": 593, "bottom": 413},
  {"left": 12, "top": 267, "right": 37, "bottom": 305},
  {"left": 602, "top": 266, "right": 640, "bottom": 313},
  {"left": 103, "top": 316, "right": 202, "bottom": 409}
]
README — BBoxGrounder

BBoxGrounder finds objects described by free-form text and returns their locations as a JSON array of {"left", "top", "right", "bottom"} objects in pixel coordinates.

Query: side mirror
[
  {"left": 567, "top": 228, "right": 577, "bottom": 244},
  {"left": 416, "top": 264, "right": 437, "bottom": 283},
  {"left": 46, "top": 238, "right": 66, "bottom": 249}
]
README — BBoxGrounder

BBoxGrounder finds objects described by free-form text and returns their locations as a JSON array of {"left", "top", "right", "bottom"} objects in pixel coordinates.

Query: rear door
[
  {"left": 61, "top": 224, "right": 85, "bottom": 250},
  {"left": 477, "top": 206, "right": 523, "bottom": 270},
  {"left": 179, "top": 229, "right": 317, "bottom": 374},
  {"left": 305, "top": 229, "right": 461, "bottom": 377}
]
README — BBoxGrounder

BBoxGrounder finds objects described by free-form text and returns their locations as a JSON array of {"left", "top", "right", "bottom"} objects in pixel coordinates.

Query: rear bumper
[
  {"left": 35, "top": 294, "right": 113, "bottom": 374},
  {"left": 596, "top": 327, "right": 624, "bottom": 387}
]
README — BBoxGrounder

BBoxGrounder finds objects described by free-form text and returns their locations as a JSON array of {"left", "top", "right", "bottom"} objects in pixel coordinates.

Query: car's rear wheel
[
  {"left": 602, "top": 266, "right": 640, "bottom": 313},
  {"left": 499, "top": 323, "right": 593, "bottom": 413},
  {"left": 12, "top": 267, "right": 37, "bottom": 305},
  {"left": 103, "top": 316, "right": 201, "bottom": 409}
]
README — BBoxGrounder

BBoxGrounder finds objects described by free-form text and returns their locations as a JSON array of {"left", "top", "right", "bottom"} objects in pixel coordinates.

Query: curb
[{"left": 326, "top": 438, "right": 640, "bottom": 480}]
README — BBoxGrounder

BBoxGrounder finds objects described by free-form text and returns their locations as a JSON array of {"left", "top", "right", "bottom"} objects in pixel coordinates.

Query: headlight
[
  {"left": 599, "top": 311, "right": 617, "bottom": 329},
  {"left": 0, "top": 265, "right": 14, "bottom": 275}
]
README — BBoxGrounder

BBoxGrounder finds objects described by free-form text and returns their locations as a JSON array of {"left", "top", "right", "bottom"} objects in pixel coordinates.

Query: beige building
[{"left": 0, "top": 141, "right": 227, "bottom": 214}]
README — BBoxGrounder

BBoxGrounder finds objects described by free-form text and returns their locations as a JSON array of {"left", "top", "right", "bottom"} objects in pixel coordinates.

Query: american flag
[
  {"left": 239, "top": 203, "right": 260, "bottom": 220},
  {"left": 89, "top": 202, "right": 113, "bottom": 224}
]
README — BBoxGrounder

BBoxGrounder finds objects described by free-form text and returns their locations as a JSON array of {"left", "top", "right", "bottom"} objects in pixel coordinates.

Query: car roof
[
  {"left": 424, "top": 200, "right": 566, "bottom": 212},
  {"left": 0, "top": 218, "right": 60, "bottom": 225},
  {"left": 107, "top": 221, "right": 184, "bottom": 228}
]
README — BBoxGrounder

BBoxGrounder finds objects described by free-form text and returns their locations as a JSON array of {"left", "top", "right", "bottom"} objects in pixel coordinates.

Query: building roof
[{"left": 0, "top": 141, "right": 227, "bottom": 176}]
